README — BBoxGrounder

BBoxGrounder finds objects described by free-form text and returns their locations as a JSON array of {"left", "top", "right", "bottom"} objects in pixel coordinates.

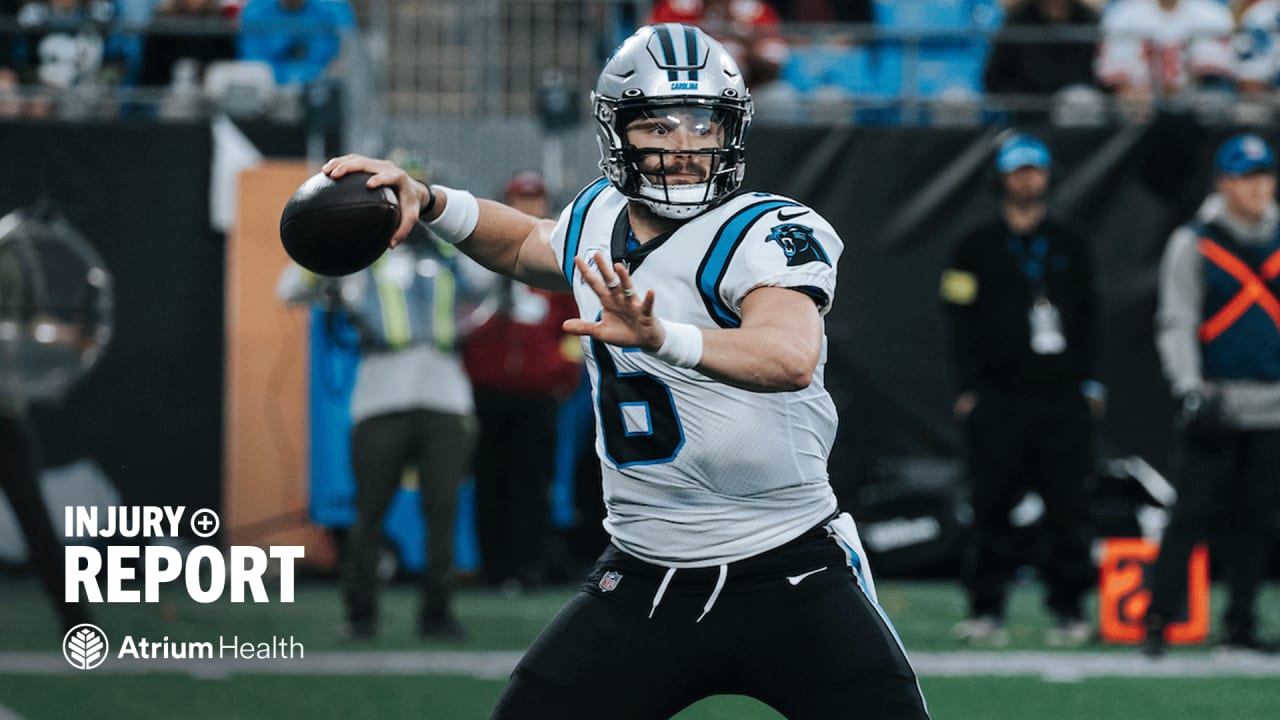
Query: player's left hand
[{"left": 564, "top": 252, "right": 663, "bottom": 351}]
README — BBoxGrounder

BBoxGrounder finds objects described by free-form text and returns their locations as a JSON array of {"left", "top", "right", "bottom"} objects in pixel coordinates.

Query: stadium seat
[
  {"left": 916, "top": 45, "right": 987, "bottom": 97},
  {"left": 784, "top": 0, "right": 1004, "bottom": 123},
  {"left": 782, "top": 45, "right": 879, "bottom": 96},
  {"left": 869, "top": 0, "right": 999, "bottom": 100},
  {"left": 872, "top": 0, "right": 1003, "bottom": 31},
  {"left": 203, "top": 60, "right": 277, "bottom": 116},
  {"left": 781, "top": 46, "right": 841, "bottom": 94}
]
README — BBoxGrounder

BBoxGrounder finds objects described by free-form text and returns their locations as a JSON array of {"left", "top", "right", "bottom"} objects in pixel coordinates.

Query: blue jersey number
[{"left": 592, "top": 337, "right": 684, "bottom": 467}]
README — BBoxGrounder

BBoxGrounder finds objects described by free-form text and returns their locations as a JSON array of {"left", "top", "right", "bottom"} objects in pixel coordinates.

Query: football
[{"left": 279, "top": 171, "right": 400, "bottom": 276}]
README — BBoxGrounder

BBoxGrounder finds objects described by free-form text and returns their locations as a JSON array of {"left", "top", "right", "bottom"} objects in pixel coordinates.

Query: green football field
[{"left": 1, "top": 577, "right": 1277, "bottom": 719}]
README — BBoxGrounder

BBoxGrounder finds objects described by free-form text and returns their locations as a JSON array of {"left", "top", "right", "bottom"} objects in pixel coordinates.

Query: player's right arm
[{"left": 322, "top": 154, "right": 568, "bottom": 292}]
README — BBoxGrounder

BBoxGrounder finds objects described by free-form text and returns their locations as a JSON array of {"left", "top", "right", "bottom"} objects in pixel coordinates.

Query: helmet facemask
[{"left": 593, "top": 24, "right": 753, "bottom": 220}]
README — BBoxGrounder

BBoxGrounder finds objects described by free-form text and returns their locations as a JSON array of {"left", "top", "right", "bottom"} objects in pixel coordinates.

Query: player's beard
[
  {"left": 632, "top": 152, "right": 722, "bottom": 220},
  {"left": 642, "top": 153, "right": 712, "bottom": 186}
]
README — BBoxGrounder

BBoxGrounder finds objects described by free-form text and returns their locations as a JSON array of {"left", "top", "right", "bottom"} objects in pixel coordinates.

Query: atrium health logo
[{"left": 63, "top": 623, "right": 109, "bottom": 670}]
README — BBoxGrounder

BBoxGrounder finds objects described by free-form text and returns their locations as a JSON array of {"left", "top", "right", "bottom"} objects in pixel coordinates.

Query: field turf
[{"left": 1, "top": 577, "right": 1276, "bottom": 719}]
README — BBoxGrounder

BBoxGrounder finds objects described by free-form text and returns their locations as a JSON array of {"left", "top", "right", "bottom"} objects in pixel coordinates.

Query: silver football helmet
[{"left": 593, "top": 24, "right": 753, "bottom": 219}]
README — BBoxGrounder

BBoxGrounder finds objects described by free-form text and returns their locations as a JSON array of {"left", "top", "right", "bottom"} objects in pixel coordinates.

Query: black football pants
[{"left": 491, "top": 518, "right": 930, "bottom": 720}]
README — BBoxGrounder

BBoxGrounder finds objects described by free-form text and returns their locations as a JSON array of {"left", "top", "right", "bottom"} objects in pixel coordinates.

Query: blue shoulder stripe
[
  {"left": 563, "top": 178, "right": 611, "bottom": 282},
  {"left": 697, "top": 199, "right": 798, "bottom": 328}
]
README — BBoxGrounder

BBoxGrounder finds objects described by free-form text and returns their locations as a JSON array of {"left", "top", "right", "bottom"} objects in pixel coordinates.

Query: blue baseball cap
[
  {"left": 996, "top": 134, "right": 1051, "bottom": 174},
  {"left": 1215, "top": 134, "right": 1275, "bottom": 176}
]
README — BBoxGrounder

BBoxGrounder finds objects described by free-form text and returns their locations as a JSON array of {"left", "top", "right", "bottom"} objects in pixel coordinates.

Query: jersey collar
[{"left": 611, "top": 207, "right": 676, "bottom": 273}]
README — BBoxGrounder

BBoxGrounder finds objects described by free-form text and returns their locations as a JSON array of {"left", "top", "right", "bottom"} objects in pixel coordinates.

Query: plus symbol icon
[{"left": 190, "top": 509, "right": 220, "bottom": 538}]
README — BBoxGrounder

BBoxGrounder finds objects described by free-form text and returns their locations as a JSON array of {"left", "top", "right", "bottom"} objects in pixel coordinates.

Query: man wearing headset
[{"left": 941, "top": 133, "right": 1104, "bottom": 648}]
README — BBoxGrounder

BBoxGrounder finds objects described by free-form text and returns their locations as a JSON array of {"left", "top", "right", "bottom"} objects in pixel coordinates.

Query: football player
[{"left": 323, "top": 23, "right": 929, "bottom": 720}]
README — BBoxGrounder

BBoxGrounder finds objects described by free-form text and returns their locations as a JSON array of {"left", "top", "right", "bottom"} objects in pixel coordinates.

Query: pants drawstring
[
  {"left": 649, "top": 567, "right": 676, "bottom": 619},
  {"left": 696, "top": 564, "right": 728, "bottom": 623}
]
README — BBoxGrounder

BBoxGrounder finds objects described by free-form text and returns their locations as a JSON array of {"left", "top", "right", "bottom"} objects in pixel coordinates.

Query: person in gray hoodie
[{"left": 1143, "top": 134, "right": 1280, "bottom": 657}]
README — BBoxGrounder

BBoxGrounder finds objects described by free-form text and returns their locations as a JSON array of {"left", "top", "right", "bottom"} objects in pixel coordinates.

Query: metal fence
[{"left": 366, "top": 0, "right": 641, "bottom": 119}]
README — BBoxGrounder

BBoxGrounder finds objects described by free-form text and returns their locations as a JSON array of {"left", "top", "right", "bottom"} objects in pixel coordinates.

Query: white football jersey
[
  {"left": 1095, "top": 0, "right": 1234, "bottom": 92},
  {"left": 550, "top": 178, "right": 843, "bottom": 567},
  {"left": 1237, "top": 0, "right": 1280, "bottom": 85}
]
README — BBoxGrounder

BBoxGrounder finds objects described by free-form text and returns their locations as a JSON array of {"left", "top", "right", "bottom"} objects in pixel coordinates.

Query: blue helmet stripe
[
  {"left": 683, "top": 26, "right": 699, "bottom": 82},
  {"left": 655, "top": 24, "right": 679, "bottom": 81},
  {"left": 563, "top": 178, "right": 611, "bottom": 282},
  {"left": 697, "top": 200, "right": 798, "bottom": 328}
]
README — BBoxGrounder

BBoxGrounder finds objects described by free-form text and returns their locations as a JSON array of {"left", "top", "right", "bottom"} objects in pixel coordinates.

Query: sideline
[
  {"left": 0, "top": 703, "right": 31, "bottom": 720},
  {"left": 2, "top": 650, "right": 1279, "bottom": 681}
]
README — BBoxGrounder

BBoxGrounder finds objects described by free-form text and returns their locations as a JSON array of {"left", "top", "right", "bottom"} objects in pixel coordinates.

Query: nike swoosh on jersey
[
  {"left": 786, "top": 566, "right": 828, "bottom": 586},
  {"left": 777, "top": 209, "right": 810, "bottom": 221}
]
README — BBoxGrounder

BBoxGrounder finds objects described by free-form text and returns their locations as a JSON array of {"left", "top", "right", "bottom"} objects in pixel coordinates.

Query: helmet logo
[
  {"left": 670, "top": 82, "right": 698, "bottom": 90},
  {"left": 648, "top": 24, "right": 707, "bottom": 82}
]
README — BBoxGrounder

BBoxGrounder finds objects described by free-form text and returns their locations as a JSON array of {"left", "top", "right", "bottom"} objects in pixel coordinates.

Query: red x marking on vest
[{"left": 1198, "top": 238, "right": 1280, "bottom": 343}]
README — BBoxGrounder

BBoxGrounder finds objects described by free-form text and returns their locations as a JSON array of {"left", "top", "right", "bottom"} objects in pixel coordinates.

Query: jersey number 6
[{"left": 592, "top": 337, "right": 684, "bottom": 467}]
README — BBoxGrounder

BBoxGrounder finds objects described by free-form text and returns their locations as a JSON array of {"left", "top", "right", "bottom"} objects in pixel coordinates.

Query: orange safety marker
[{"left": 1098, "top": 538, "right": 1209, "bottom": 644}]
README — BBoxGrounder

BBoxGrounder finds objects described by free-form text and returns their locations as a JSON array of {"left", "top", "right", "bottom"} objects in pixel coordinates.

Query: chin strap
[
  {"left": 640, "top": 198, "right": 707, "bottom": 219},
  {"left": 635, "top": 177, "right": 716, "bottom": 219}
]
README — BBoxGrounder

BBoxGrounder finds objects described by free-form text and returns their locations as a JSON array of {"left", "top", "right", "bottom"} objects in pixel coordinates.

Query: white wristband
[
  {"left": 425, "top": 186, "right": 480, "bottom": 244},
  {"left": 649, "top": 319, "right": 703, "bottom": 369}
]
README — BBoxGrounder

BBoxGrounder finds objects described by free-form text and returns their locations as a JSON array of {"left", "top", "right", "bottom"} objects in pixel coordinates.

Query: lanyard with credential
[{"left": 1008, "top": 234, "right": 1050, "bottom": 300}]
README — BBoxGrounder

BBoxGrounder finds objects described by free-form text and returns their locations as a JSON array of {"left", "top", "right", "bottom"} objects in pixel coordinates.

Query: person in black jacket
[
  {"left": 982, "top": 0, "right": 1100, "bottom": 123},
  {"left": 140, "top": 0, "right": 237, "bottom": 87},
  {"left": 940, "top": 133, "right": 1104, "bottom": 647}
]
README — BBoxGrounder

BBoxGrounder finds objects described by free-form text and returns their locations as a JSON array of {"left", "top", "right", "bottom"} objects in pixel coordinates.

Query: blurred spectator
[
  {"left": 0, "top": 69, "right": 19, "bottom": 116},
  {"left": 237, "top": 0, "right": 354, "bottom": 86},
  {"left": 0, "top": 235, "right": 94, "bottom": 638},
  {"left": 1236, "top": 0, "right": 1280, "bottom": 94},
  {"left": 647, "top": 0, "right": 788, "bottom": 90},
  {"left": 1095, "top": 0, "right": 1235, "bottom": 109},
  {"left": 278, "top": 228, "right": 484, "bottom": 642},
  {"left": 0, "top": 409, "right": 92, "bottom": 634},
  {"left": 140, "top": 0, "right": 237, "bottom": 87},
  {"left": 1142, "top": 134, "right": 1280, "bottom": 657},
  {"left": 4, "top": 0, "right": 127, "bottom": 116},
  {"left": 984, "top": 0, "right": 1101, "bottom": 118},
  {"left": 0, "top": 0, "right": 20, "bottom": 107},
  {"left": 464, "top": 171, "right": 582, "bottom": 592},
  {"left": 941, "top": 134, "right": 1103, "bottom": 648},
  {"left": 772, "top": 0, "right": 871, "bottom": 22}
]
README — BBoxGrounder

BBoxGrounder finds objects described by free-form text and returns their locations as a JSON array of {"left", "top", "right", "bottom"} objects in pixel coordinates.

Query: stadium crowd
[{"left": 6, "top": 0, "right": 1280, "bottom": 123}]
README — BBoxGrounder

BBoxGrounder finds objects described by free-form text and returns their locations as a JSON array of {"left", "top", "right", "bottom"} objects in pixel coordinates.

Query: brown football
[{"left": 279, "top": 171, "right": 399, "bottom": 276}]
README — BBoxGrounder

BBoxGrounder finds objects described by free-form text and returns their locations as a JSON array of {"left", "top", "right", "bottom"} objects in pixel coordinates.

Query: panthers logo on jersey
[{"left": 766, "top": 223, "right": 830, "bottom": 268}]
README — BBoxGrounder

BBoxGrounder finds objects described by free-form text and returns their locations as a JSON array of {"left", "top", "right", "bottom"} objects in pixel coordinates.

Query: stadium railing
[{"left": 0, "top": 0, "right": 1275, "bottom": 131}]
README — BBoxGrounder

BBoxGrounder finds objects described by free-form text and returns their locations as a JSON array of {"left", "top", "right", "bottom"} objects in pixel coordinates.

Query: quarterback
[{"left": 324, "top": 23, "right": 929, "bottom": 720}]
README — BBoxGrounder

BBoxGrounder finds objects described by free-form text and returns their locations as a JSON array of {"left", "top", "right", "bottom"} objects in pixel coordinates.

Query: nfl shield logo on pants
[{"left": 599, "top": 571, "right": 622, "bottom": 592}]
